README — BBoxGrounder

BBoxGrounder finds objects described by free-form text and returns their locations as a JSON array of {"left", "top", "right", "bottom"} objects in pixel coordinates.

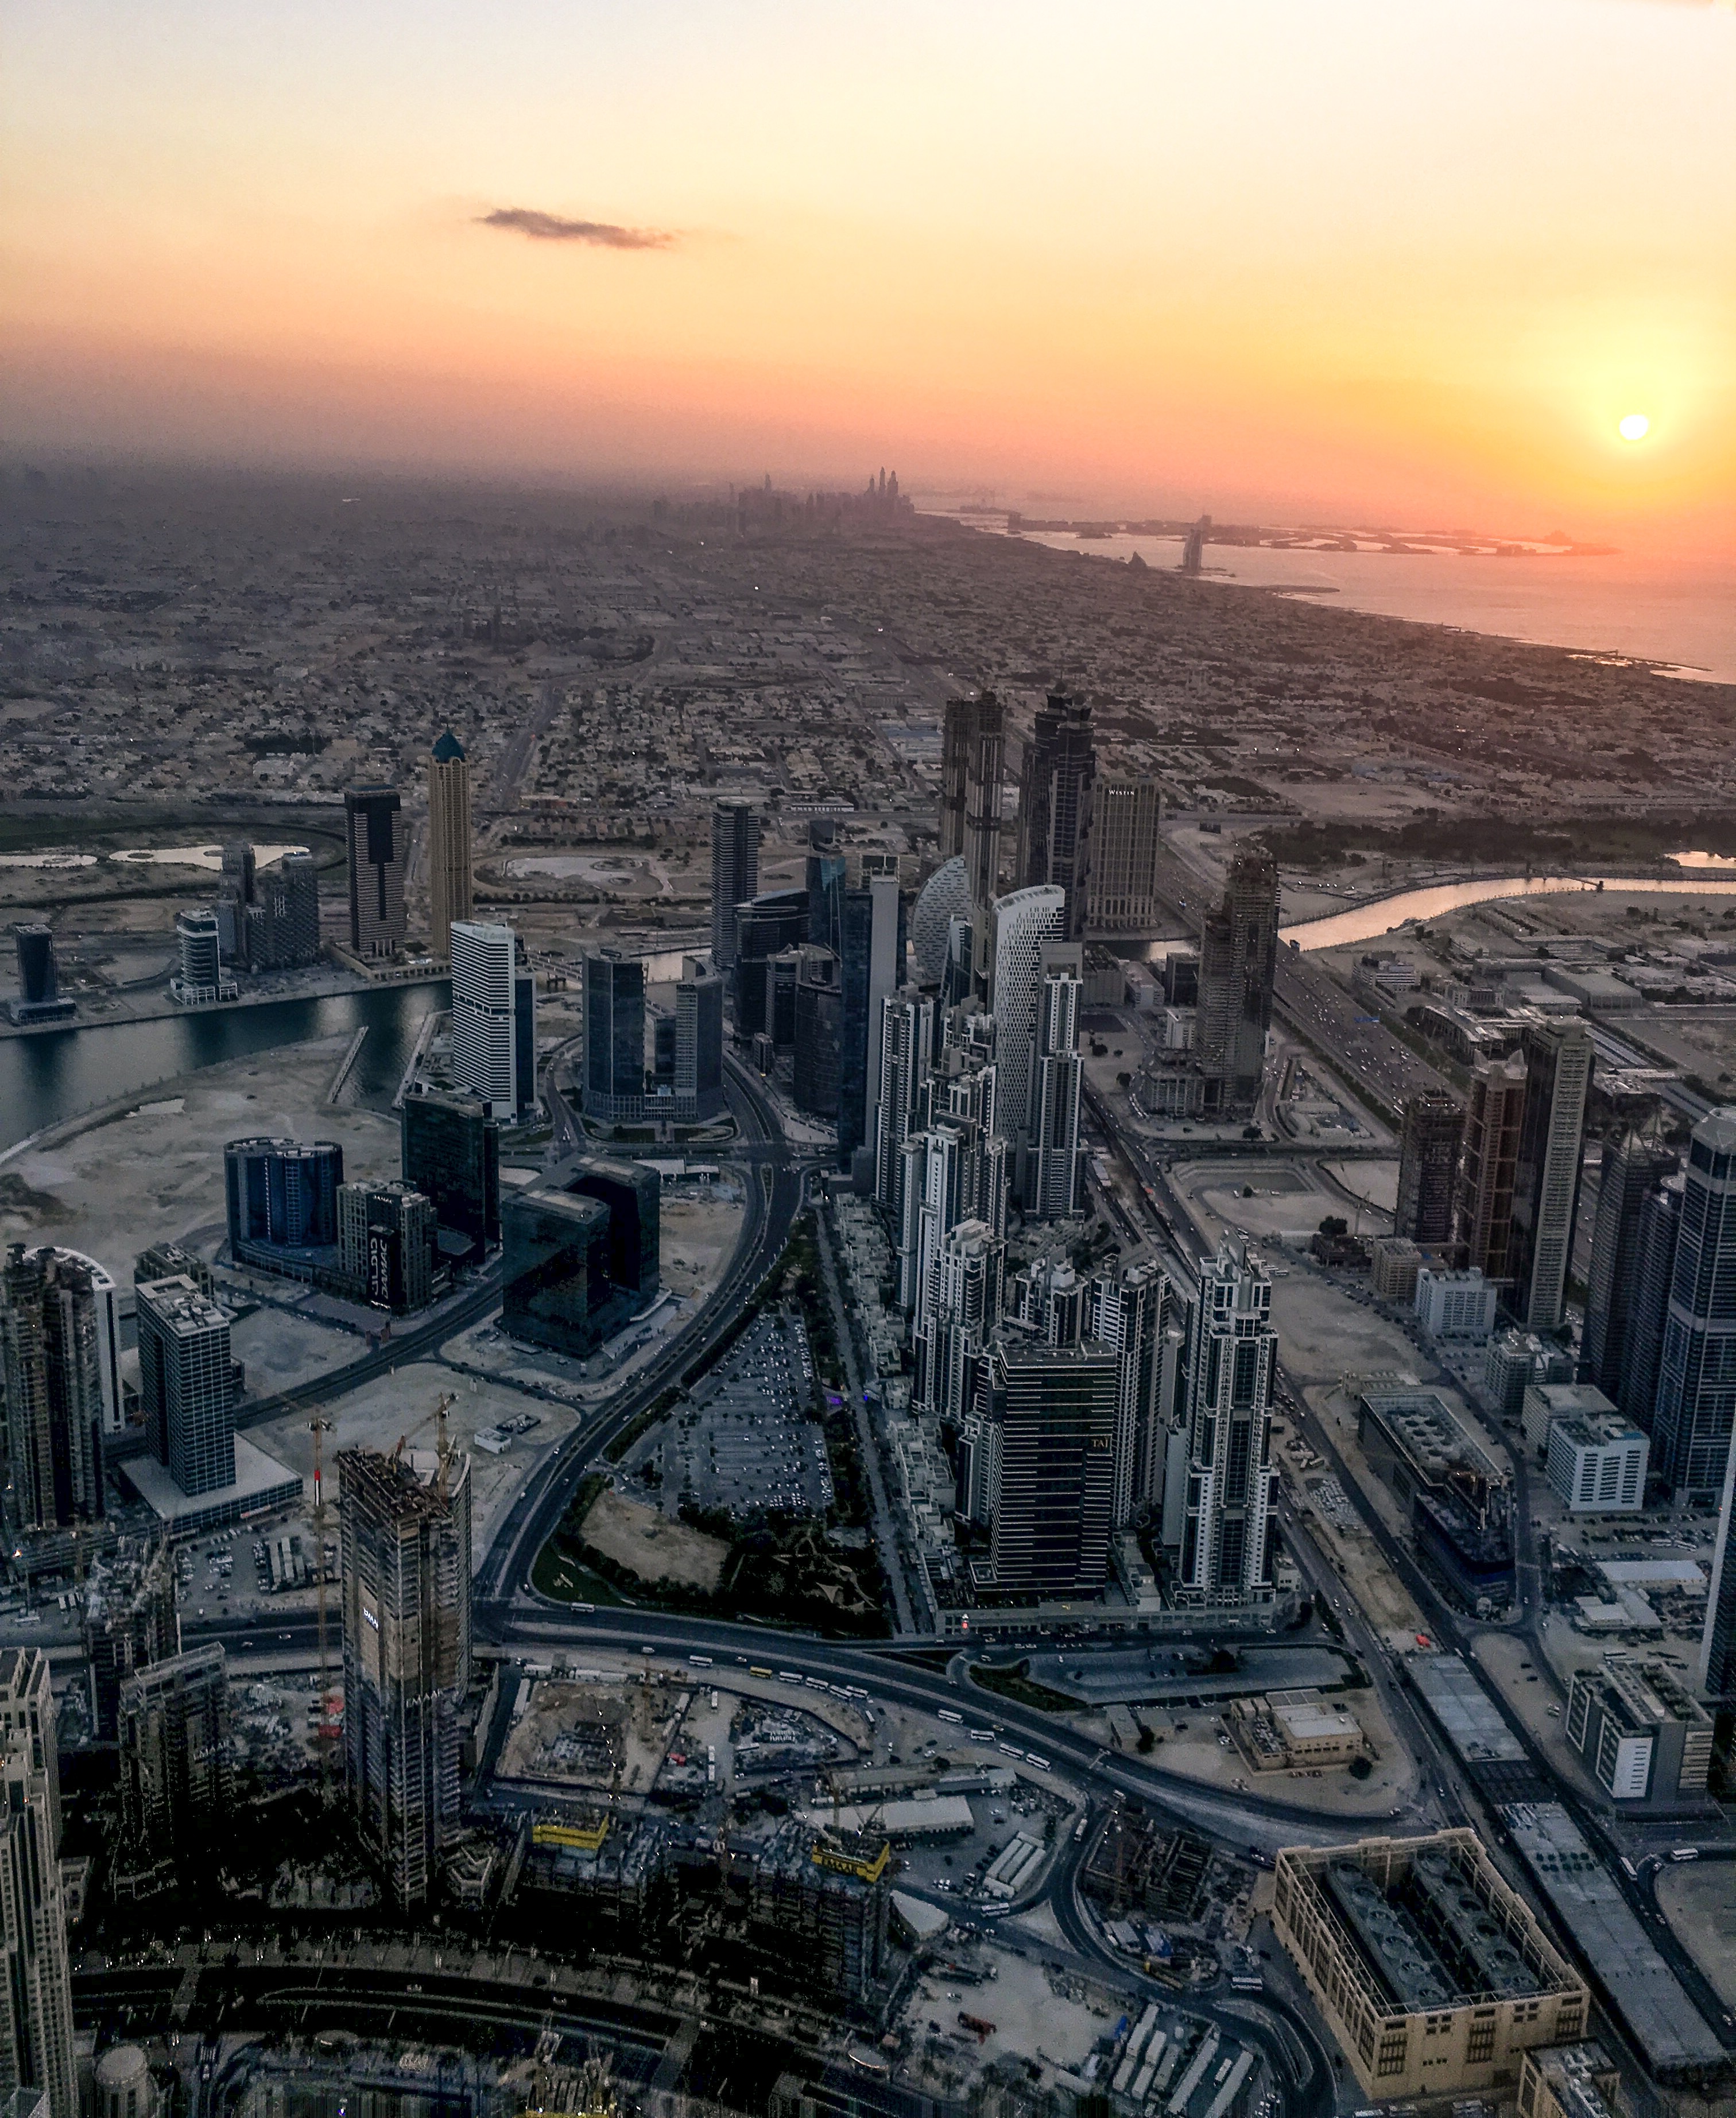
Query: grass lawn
[
  {"left": 529, "top": 1540, "right": 630, "bottom": 1605},
  {"left": 968, "top": 1659, "right": 1078, "bottom": 1714}
]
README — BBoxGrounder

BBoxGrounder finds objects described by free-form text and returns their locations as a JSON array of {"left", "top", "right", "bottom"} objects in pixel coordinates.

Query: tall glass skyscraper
[
  {"left": 710, "top": 797, "right": 761, "bottom": 970},
  {"left": 580, "top": 948, "right": 646, "bottom": 1124},
  {"left": 344, "top": 784, "right": 405, "bottom": 958},
  {"left": 449, "top": 919, "right": 519, "bottom": 1120},
  {"left": 1651, "top": 1107, "right": 1736, "bottom": 1500}
]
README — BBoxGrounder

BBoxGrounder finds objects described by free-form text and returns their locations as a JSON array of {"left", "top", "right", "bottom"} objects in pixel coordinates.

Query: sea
[{"left": 919, "top": 511, "right": 1735, "bottom": 684}]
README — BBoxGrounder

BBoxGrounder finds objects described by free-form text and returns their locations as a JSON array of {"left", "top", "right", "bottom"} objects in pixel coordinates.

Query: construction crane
[
  {"left": 393, "top": 1390, "right": 456, "bottom": 1484},
  {"left": 309, "top": 1413, "right": 335, "bottom": 1796}
]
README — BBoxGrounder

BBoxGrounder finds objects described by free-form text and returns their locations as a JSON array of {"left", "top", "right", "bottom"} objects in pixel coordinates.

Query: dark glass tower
[
  {"left": 580, "top": 949, "right": 645, "bottom": 1124},
  {"left": 1017, "top": 689, "right": 1096, "bottom": 940}
]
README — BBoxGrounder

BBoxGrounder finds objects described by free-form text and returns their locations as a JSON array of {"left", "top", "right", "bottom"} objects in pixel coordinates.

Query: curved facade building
[
  {"left": 911, "top": 855, "right": 970, "bottom": 987},
  {"left": 988, "top": 884, "right": 1066, "bottom": 1169}
]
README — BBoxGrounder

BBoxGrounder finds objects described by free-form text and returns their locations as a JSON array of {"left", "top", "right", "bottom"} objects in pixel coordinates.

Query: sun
[{"left": 1618, "top": 412, "right": 1650, "bottom": 442}]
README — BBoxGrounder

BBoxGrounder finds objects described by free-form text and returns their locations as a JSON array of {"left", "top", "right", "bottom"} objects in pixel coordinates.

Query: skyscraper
[
  {"left": 673, "top": 956, "right": 724, "bottom": 1122},
  {"left": 9, "top": 923, "right": 74, "bottom": 1027},
  {"left": 938, "top": 694, "right": 981, "bottom": 864},
  {"left": 338, "top": 1180, "right": 436, "bottom": 1312},
  {"left": 117, "top": 1643, "right": 230, "bottom": 1880},
  {"left": 427, "top": 729, "right": 473, "bottom": 963},
  {"left": 793, "top": 945, "right": 843, "bottom": 1120},
  {"left": 1395, "top": 1092, "right": 1464, "bottom": 1248},
  {"left": 1092, "top": 1254, "right": 1183, "bottom": 1530},
  {"left": 1506, "top": 1023, "right": 1594, "bottom": 1333},
  {"left": 805, "top": 824, "right": 847, "bottom": 955},
  {"left": 83, "top": 1539, "right": 178, "bottom": 1741},
  {"left": 401, "top": 1089, "right": 500, "bottom": 1256},
  {"left": 980, "top": 1339, "right": 1118, "bottom": 1596},
  {"left": 0, "top": 1648, "right": 73, "bottom": 2118},
  {"left": 514, "top": 964, "right": 537, "bottom": 1121},
  {"left": 1700, "top": 1444, "right": 1736, "bottom": 1700},
  {"left": 873, "top": 993, "right": 933, "bottom": 1215},
  {"left": 957, "top": 693, "right": 1007, "bottom": 996},
  {"left": 989, "top": 884, "right": 1067, "bottom": 1188},
  {"left": 912, "top": 1217, "right": 1003, "bottom": 1426},
  {"left": 344, "top": 785, "right": 406, "bottom": 958},
  {"left": 1454, "top": 1055, "right": 1528, "bottom": 1283},
  {"left": 898, "top": 1059, "right": 1006, "bottom": 1321},
  {"left": 224, "top": 1137, "right": 343, "bottom": 1256},
  {"left": 1176, "top": 1239, "right": 1278, "bottom": 1605},
  {"left": 581, "top": 948, "right": 646, "bottom": 1125},
  {"left": 1084, "top": 780, "right": 1162, "bottom": 932},
  {"left": 1, "top": 1245, "right": 119, "bottom": 1535},
  {"left": 251, "top": 847, "right": 320, "bottom": 968},
  {"left": 1030, "top": 951, "right": 1083, "bottom": 1219},
  {"left": 1017, "top": 690, "right": 1096, "bottom": 940},
  {"left": 1583, "top": 1133, "right": 1679, "bottom": 1397},
  {"left": 838, "top": 876, "right": 903, "bottom": 1171},
  {"left": 136, "top": 1275, "right": 236, "bottom": 1498},
  {"left": 1650, "top": 1108, "right": 1736, "bottom": 1500},
  {"left": 1195, "top": 851, "right": 1279, "bottom": 1115},
  {"left": 731, "top": 889, "right": 809, "bottom": 1035},
  {"left": 170, "top": 907, "right": 233, "bottom": 1005},
  {"left": 215, "top": 841, "right": 255, "bottom": 967},
  {"left": 710, "top": 797, "right": 761, "bottom": 970},
  {"left": 339, "top": 1443, "right": 471, "bottom": 1909},
  {"left": 1618, "top": 1172, "right": 1683, "bottom": 1430},
  {"left": 449, "top": 919, "right": 519, "bottom": 1119}
]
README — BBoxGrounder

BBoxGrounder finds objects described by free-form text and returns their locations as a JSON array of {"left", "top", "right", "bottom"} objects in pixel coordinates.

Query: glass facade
[{"left": 400, "top": 1090, "right": 500, "bottom": 1253}]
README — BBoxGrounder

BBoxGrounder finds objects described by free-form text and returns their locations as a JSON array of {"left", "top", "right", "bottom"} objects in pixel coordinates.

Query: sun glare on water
[{"left": 1618, "top": 412, "right": 1650, "bottom": 442}]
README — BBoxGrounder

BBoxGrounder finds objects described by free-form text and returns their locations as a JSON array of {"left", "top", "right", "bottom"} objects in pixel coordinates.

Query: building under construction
[
  {"left": 1081, "top": 1805, "right": 1211, "bottom": 1923},
  {"left": 83, "top": 1537, "right": 179, "bottom": 1740},
  {"left": 338, "top": 1441, "right": 471, "bottom": 1909},
  {"left": 1358, "top": 1387, "right": 1514, "bottom": 1612},
  {"left": 749, "top": 1820, "right": 890, "bottom": 2011},
  {"left": 115, "top": 1641, "right": 231, "bottom": 1891},
  {"left": 520, "top": 1813, "right": 672, "bottom": 1945},
  {"left": 1273, "top": 1832, "right": 1586, "bottom": 2100}
]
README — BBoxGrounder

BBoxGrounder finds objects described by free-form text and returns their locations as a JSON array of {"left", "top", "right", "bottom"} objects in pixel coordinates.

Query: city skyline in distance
[{"left": 5, "top": 0, "right": 1733, "bottom": 553}]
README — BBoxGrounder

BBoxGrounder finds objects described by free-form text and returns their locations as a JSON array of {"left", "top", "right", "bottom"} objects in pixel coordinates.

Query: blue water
[{"left": 0, "top": 982, "right": 447, "bottom": 1152}]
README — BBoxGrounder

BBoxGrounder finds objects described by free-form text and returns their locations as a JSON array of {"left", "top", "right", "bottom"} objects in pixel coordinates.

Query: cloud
[{"left": 478, "top": 207, "right": 676, "bottom": 250}]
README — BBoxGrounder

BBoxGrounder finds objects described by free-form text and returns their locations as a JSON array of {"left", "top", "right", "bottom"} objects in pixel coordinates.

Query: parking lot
[{"left": 661, "top": 1308, "right": 832, "bottom": 1519}]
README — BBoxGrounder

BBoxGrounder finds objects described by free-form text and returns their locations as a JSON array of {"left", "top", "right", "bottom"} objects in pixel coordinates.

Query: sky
[{"left": 5, "top": 0, "right": 1734, "bottom": 546}]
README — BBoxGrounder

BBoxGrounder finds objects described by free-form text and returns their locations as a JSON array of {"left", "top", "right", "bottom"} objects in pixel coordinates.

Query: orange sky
[{"left": 5, "top": 0, "right": 1734, "bottom": 545}]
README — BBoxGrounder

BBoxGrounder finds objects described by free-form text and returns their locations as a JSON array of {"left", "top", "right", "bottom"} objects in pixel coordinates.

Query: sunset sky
[{"left": 6, "top": 0, "right": 1734, "bottom": 544}]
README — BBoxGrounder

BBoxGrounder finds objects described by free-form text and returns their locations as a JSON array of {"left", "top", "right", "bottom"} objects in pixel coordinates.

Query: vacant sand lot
[{"left": 583, "top": 1484, "right": 728, "bottom": 1590}]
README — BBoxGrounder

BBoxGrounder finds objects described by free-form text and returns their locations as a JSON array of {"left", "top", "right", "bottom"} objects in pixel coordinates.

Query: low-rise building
[
  {"left": 1564, "top": 1655, "right": 1713, "bottom": 1808},
  {"left": 1230, "top": 1689, "right": 1366, "bottom": 1772},
  {"left": 1416, "top": 1267, "right": 1499, "bottom": 1342},
  {"left": 1518, "top": 2043, "right": 1623, "bottom": 2118},
  {"left": 1545, "top": 1414, "right": 1647, "bottom": 1515},
  {"left": 1485, "top": 1331, "right": 1573, "bottom": 1422},
  {"left": 1370, "top": 1237, "right": 1424, "bottom": 1304},
  {"left": 1273, "top": 1832, "right": 1587, "bottom": 2100},
  {"left": 1522, "top": 1381, "right": 1617, "bottom": 1462}
]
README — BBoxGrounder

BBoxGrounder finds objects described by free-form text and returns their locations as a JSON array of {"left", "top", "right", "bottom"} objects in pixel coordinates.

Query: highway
[{"left": 475, "top": 1053, "right": 809, "bottom": 1606}]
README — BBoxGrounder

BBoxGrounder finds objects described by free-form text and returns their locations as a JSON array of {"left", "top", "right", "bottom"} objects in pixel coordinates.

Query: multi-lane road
[{"left": 476, "top": 1053, "right": 809, "bottom": 1605}]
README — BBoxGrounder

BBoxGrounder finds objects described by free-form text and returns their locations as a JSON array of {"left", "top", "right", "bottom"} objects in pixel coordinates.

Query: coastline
[{"left": 921, "top": 510, "right": 1736, "bottom": 685}]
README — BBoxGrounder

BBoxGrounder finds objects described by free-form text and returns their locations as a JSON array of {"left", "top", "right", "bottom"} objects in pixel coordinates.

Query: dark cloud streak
[{"left": 478, "top": 207, "right": 676, "bottom": 250}]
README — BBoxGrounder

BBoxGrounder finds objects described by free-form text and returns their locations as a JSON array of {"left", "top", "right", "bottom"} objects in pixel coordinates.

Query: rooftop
[
  {"left": 1503, "top": 1802, "right": 1723, "bottom": 2076},
  {"left": 1409, "top": 1654, "right": 1526, "bottom": 1764}
]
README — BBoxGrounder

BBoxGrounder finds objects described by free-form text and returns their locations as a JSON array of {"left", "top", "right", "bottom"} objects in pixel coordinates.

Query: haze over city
[
  {"left": 5, "top": 10, "right": 1736, "bottom": 2118},
  {"left": 7, "top": 0, "right": 1735, "bottom": 547}
]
